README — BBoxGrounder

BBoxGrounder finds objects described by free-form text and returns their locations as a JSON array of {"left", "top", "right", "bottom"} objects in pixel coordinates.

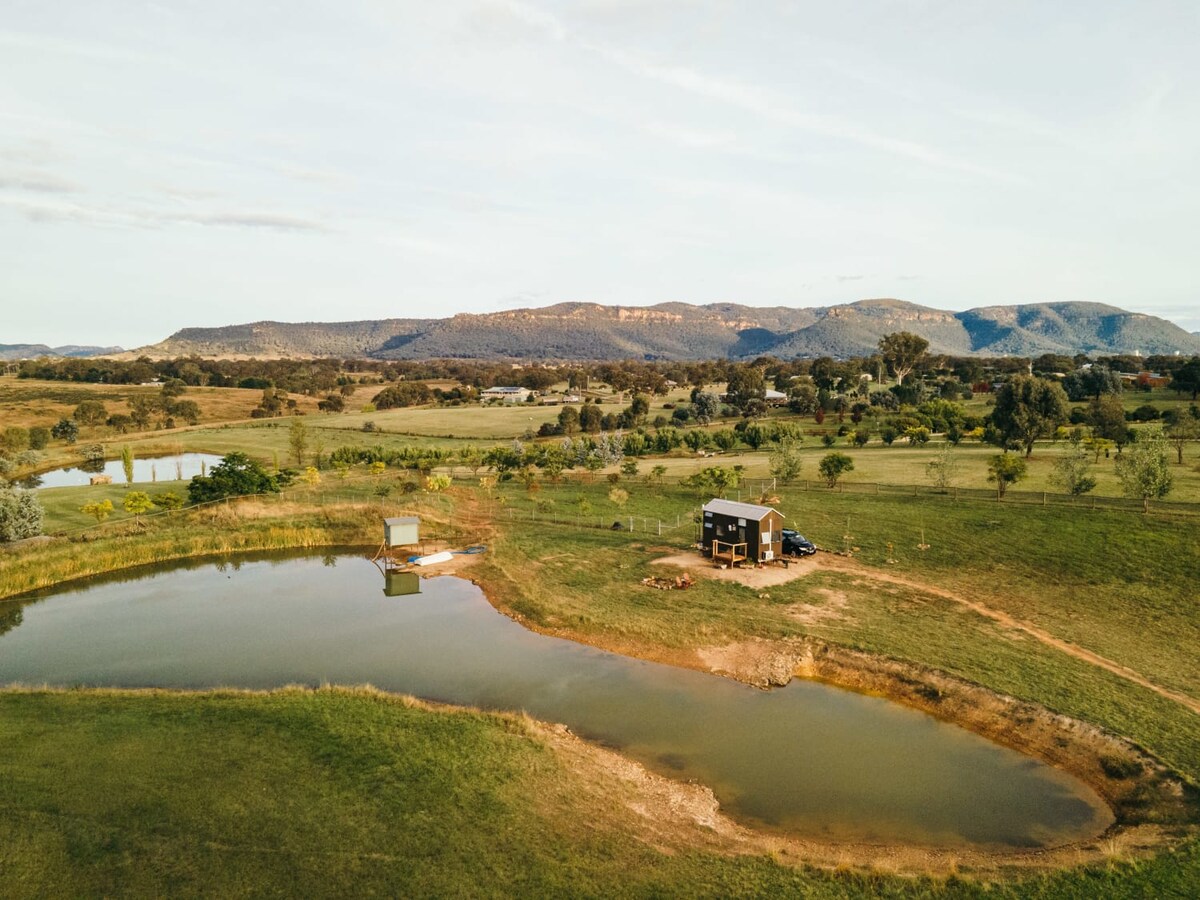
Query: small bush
[{"left": 1099, "top": 755, "right": 1142, "bottom": 780}]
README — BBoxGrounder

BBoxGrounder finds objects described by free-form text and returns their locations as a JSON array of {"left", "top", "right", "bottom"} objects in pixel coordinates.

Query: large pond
[
  {"left": 19, "top": 452, "right": 224, "bottom": 489},
  {"left": 0, "top": 553, "right": 1112, "bottom": 848}
]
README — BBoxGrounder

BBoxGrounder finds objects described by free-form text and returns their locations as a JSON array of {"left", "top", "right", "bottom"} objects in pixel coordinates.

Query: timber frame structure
[{"left": 711, "top": 539, "right": 749, "bottom": 568}]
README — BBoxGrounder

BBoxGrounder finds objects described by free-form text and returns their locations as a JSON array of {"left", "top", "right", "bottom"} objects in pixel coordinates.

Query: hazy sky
[{"left": 2, "top": 0, "right": 1198, "bottom": 348}]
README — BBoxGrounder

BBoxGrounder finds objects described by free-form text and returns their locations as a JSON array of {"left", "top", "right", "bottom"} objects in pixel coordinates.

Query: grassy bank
[{"left": 0, "top": 688, "right": 1197, "bottom": 898}]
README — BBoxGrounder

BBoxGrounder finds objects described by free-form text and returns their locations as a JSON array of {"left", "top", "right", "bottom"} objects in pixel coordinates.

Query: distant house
[
  {"left": 481, "top": 386, "right": 533, "bottom": 403},
  {"left": 764, "top": 389, "right": 787, "bottom": 405},
  {"left": 1120, "top": 371, "right": 1170, "bottom": 389},
  {"left": 701, "top": 499, "right": 785, "bottom": 566}
]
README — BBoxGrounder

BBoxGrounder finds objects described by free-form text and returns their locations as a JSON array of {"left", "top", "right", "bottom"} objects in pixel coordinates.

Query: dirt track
[
  {"left": 814, "top": 555, "right": 1200, "bottom": 717},
  {"left": 653, "top": 546, "right": 1200, "bottom": 717}
]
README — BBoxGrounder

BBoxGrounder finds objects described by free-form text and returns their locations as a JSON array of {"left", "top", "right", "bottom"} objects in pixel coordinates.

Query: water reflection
[{"left": 24, "top": 453, "right": 223, "bottom": 489}]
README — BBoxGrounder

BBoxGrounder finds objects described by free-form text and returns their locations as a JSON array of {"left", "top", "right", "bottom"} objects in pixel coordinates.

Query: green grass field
[
  {"left": 0, "top": 687, "right": 1196, "bottom": 898},
  {"left": 4, "top": 376, "right": 1200, "bottom": 896}
]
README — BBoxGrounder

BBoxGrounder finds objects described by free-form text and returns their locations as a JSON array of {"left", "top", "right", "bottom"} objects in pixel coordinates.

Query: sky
[{"left": 2, "top": 0, "right": 1198, "bottom": 348}]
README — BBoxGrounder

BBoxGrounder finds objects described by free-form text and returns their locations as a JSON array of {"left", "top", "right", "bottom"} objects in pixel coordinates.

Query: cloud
[
  {"left": 0, "top": 170, "right": 82, "bottom": 193},
  {"left": 0, "top": 196, "right": 329, "bottom": 232},
  {"left": 837, "top": 274, "right": 865, "bottom": 282},
  {"left": 485, "top": 0, "right": 1022, "bottom": 183},
  {"left": 176, "top": 211, "right": 329, "bottom": 231},
  {"left": 0, "top": 139, "right": 61, "bottom": 166}
]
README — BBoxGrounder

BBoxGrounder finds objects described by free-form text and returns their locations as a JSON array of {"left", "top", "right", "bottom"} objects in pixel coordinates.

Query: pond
[
  {"left": 0, "top": 553, "right": 1112, "bottom": 848},
  {"left": 18, "top": 452, "right": 224, "bottom": 489}
]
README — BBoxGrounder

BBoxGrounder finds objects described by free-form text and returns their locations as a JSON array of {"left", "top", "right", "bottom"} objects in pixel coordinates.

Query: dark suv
[{"left": 781, "top": 529, "right": 817, "bottom": 557}]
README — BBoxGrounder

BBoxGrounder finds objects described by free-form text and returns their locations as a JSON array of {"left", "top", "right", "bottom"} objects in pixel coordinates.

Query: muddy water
[
  {"left": 0, "top": 553, "right": 1113, "bottom": 847},
  {"left": 20, "top": 452, "right": 224, "bottom": 489}
]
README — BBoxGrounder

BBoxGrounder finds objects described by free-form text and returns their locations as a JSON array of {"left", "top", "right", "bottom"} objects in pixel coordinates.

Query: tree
[
  {"left": 28, "top": 426, "right": 50, "bottom": 451},
  {"left": 72, "top": 399, "right": 108, "bottom": 426},
  {"left": 1169, "top": 357, "right": 1200, "bottom": 401},
  {"left": 150, "top": 492, "right": 184, "bottom": 512},
  {"left": 123, "top": 491, "right": 154, "bottom": 523},
  {"left": 425, "top": 474, "right": 452, "bottom": 492},
  {"left": 987, "top": 454, "right": 1027, "bottom": 499},
  {"left": 372, "top": 382, "right": 432, "bottom": 409},
  {"left": 578, "top": 404, "right": 602, "bottom": 434},
  {"left": 628, "top": 394, "right": 650, "bottom": 422},
  {"left": 878, "top": 332, "right": 929, "bottom": 386},
  {"left": 187, "top": 452, "right": 281, "bottom": 503},
  {"left": 990, "top": 376, "right": 1070, "bottom": 456},
  {"left": 80, "top": 499, "right": 115, "bottom": 523},
  {"left": 1, "top": 426, "right": 29, "bottom": 454},
  {"left": 168, "top": 399, "right": 202, "bottom": 425},
  {"left": 557, "top": 405, "right": 580, "bottom": 434},
  {"left": 1063, "top": 366, "right": 1121, "bottom": 402},
  {"left": 1166, "top": 410, "right": 1200, "bottom": 464},
  {"left": 787, "top": 384, "right": 818, "bottom": 416},
  {"left": 683, "top": 466, "right": 740, "bottom": 498},
  {"left": 160, "top": 378, "right": 187, "bottom": 399},
  {"left": 0, "top": 486, "right": 44, "bottom": 542},
  {"left": 1049, "top": 445, "right": 1097, "bottom": 496},
  {"left": 289, "top": 417, "right": 308, "bottom": 466},
  {"left": 692, "top": 391, "right": 720, "bottom": 425},
  {"left": 608, "top": 487, "right": 629, "bottom": 508},
  {"left": 121, "top": 445, "right": 135, "bottom": 485},
  {"left": 1114, "top": 427, "right": 1172, "bottom": 512},
  {"left": 724, "top": 366, "right": 766, "bottom": 413},
  {"left": 51, "top": 418, "right": 79, "bottom": 445},
  {"left": 817, "top": 452, "right": 854, "bottom": 488},
  {"left": 620, "top": 459, "right": 639, "bottom": 479},
  {"left": 301, "top": 466, "right": 321, "bottom": 486},
  {"left": 768, "top": 438, "right": 804, "bottom": 484},
  {"left": 1088, "top": 395, "right": 1131, "bottom": 450},
  {"left": 317, "top": 393, "right": 345, "bottom": 413},
  {"left": 924, "top": 444, "right": 957, "bottom": 492}
]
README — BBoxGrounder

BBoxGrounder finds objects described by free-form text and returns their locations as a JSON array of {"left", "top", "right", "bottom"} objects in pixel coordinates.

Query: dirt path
[{"left": 816, "top": 555, "right": 1200, "bottom": 717}]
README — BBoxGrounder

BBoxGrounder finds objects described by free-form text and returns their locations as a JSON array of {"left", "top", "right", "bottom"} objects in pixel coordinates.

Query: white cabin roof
[{"left": 702, "top": 499, "right": 778, "bottom": 520}]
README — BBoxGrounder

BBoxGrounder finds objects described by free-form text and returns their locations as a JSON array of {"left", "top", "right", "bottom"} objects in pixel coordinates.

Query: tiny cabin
[
  {"left": 701, "top": 499, "right": 785, "bottom": 566},
  {"left": 383, "top": 516, "right": 420, "bottom": 548}
]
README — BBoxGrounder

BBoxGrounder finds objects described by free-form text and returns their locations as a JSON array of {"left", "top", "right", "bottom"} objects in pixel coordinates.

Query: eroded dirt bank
[{"left": 461, "top": 551, "right": 1200, "bottom": 876}]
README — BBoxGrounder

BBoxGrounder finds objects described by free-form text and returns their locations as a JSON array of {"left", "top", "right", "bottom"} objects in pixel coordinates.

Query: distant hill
[
  {"left": 129, "top": 299, "right": 1200, "bottom": 361},
  {"left": 0, "top": 343, "right": 124, "bottom": 361}
]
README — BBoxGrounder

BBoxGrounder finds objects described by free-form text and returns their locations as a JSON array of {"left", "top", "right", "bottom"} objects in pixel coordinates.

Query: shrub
[
  {"left": 27, "top": 426, "right": 50, "bottom": 450},
  {"left": 817, "top": 453, "right": 854, "bottom": 487},
  {"left": 80, "top": 499, "right": 115, "bottom": 523},
  {"left": 1099, "top": 755, "right": 1142, "bottom": 780},
  {"left": 187, "top": 452, "right": 281, "bottom": 503},
  {"left": 0, "top": 486, "right": 44, "bottom": 541}
]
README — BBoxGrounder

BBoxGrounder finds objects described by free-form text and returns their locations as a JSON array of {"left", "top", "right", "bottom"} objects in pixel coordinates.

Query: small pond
[
  {"left": 19, "top": 452, "right": 224, "bottom": 489},
  {"left": 0, "top": 553, "right": 1113, "bottom": 847}
]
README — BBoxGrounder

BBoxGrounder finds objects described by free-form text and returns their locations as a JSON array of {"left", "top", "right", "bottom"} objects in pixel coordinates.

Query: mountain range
[
  {"left": 0, "top": 343, "right": 125, "bottom": 361},
  {"left": 124, "top": 300, "right": 1200, "bottom": 361}
]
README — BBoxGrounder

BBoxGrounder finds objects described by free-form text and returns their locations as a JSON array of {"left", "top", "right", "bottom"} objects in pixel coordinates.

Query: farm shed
[
  {"left": 701, "top": 499, "right": 785, "bottom": 566},
  {"left": 383, "top": 516, "right": 420, "bottom": 548}
]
